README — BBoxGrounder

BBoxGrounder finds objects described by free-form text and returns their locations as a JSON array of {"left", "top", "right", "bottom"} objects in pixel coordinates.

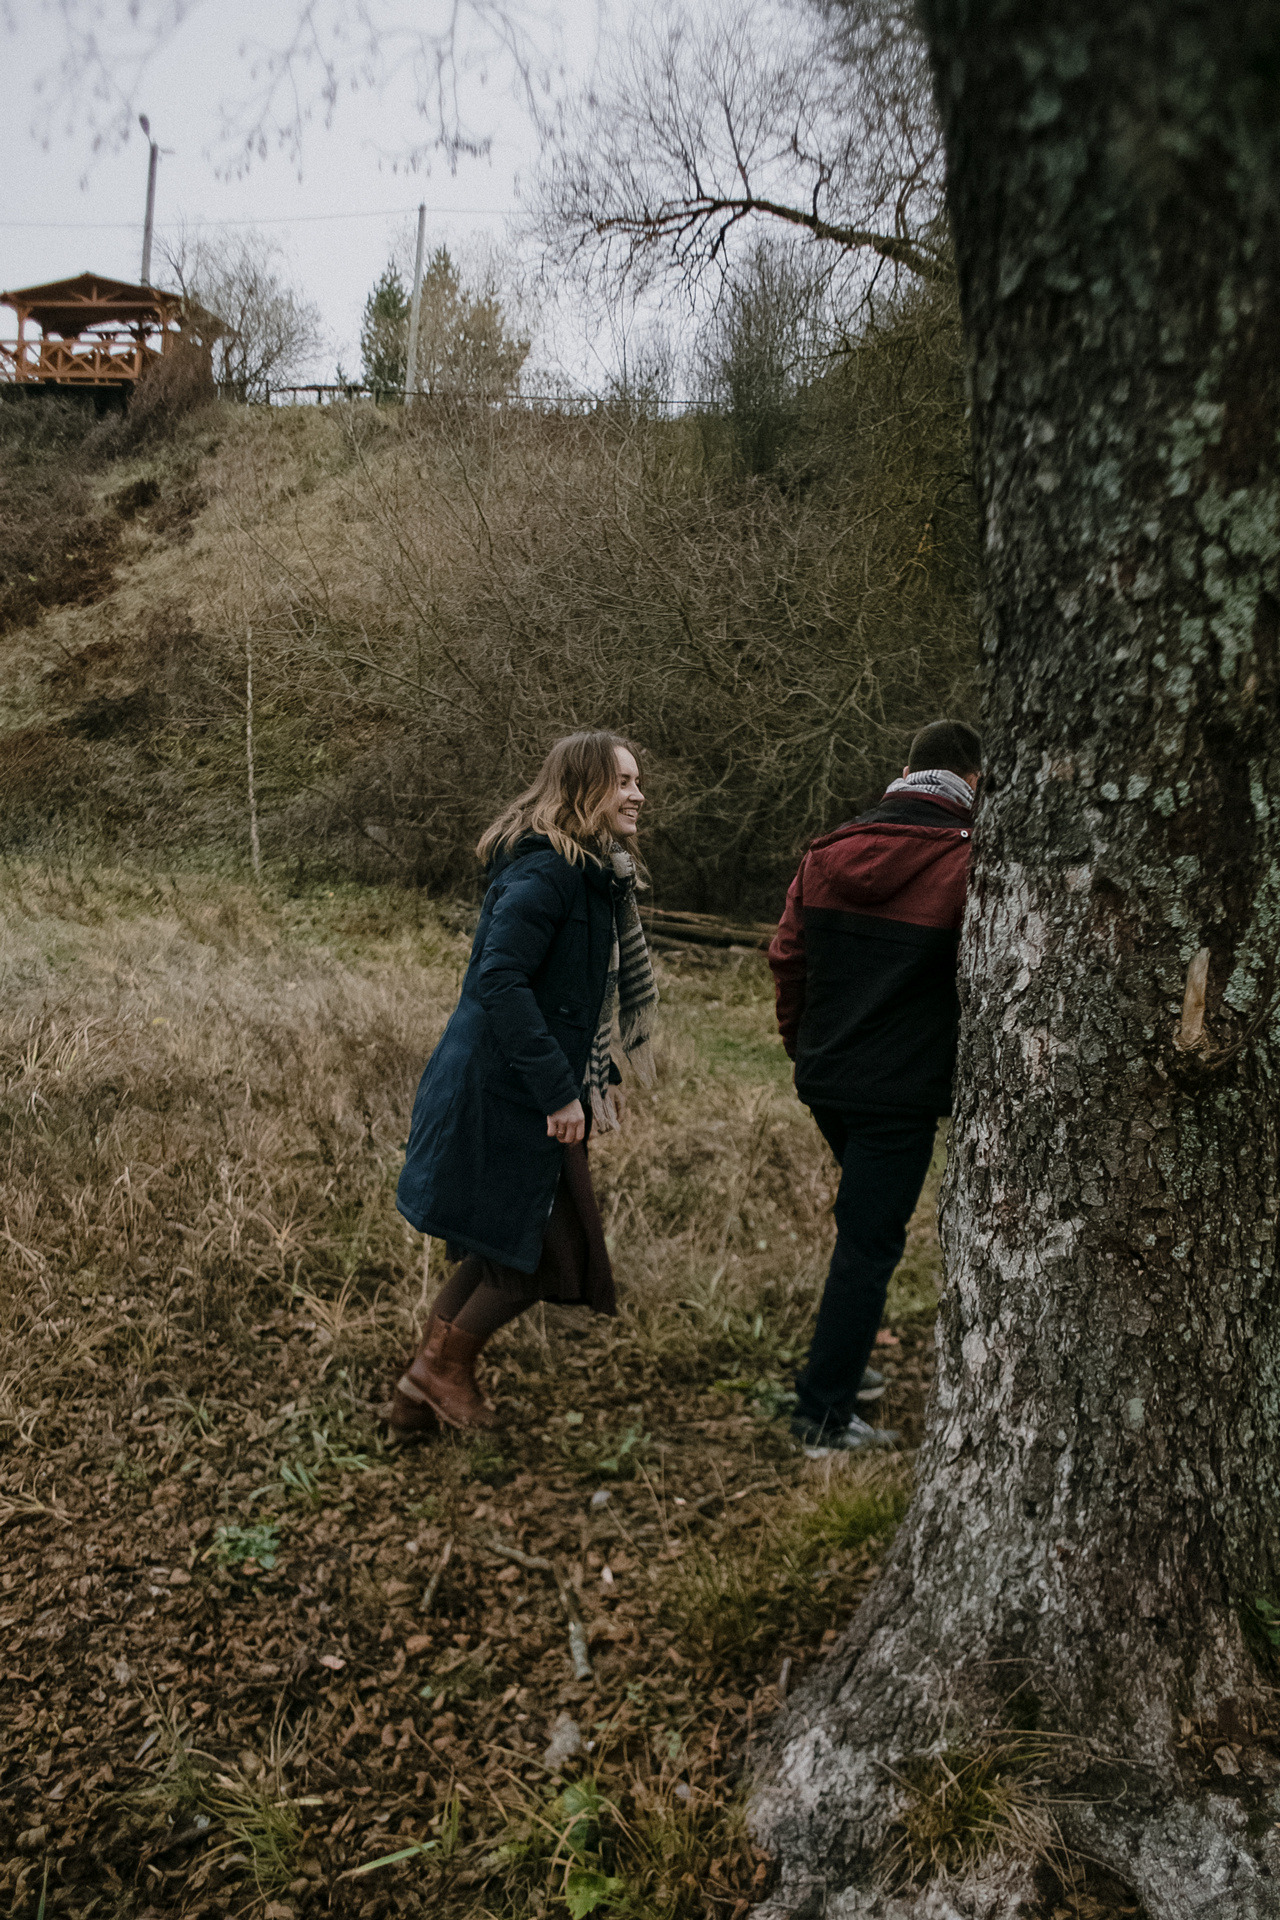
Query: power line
[{"left": 0, "top": 203, "right": 519, "bottom": 231}]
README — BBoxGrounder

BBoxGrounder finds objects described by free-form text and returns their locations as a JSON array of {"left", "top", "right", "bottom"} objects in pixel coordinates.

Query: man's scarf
[
  {"left": 884, "top": 767, "right": 974, "bottom": 810},
  {"left": 586, "top": 848, "right": 658, "bottom": 1131}
]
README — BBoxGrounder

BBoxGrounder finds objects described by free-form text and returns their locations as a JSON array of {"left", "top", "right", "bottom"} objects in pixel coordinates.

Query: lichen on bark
[{"left": 750, "top": 4, "right": 1280, "bottom": 1916}]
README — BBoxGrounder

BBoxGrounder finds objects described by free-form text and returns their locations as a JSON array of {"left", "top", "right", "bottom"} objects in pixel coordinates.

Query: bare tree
[
  {"left": 161, "top": 229, "right": 324, "bottom": 401},
  {"left": 695, "top": 238, "right": 833, "bottom": 473},
  {"left": 535, "top": 0, "right": 948, "bottom": 299}
]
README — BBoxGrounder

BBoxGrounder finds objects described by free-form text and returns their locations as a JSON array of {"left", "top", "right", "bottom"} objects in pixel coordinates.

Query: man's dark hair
[{"left": 907, "top": 718, "right": 982, "bottom": 776}]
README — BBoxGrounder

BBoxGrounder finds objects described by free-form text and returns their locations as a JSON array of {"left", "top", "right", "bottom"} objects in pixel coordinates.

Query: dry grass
[
  {"left": 0, "top": 863, "right": 458, "bottom": 1455},
  {"left": 878, "top": 1719, "right": 1088, "bottom": 1900},
  {"left": 0, "top": 859, "right": 949, "bottom": 1919},
  {"left": 0, "top": 860, "right": 872, "bottom": 1438}
]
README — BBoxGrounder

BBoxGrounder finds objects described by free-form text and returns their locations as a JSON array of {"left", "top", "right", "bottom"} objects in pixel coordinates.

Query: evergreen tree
[
  {"left": 410, "top": 247, "right": 529, "bottom": 399},
  {"left": 360, "top": 266, "right": 409, "bottom": 395}
]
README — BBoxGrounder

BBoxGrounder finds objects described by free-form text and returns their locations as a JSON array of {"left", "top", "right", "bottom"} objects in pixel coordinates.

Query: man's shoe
[
  {"left": 856, "top": 1366, "right": 886, "bottom": 1403},
  {"left": 789, "top": 1412, "right": 900, "bottom": 1455}
]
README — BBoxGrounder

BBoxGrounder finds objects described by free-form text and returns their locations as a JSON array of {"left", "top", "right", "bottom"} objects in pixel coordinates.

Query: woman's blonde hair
[{"left": 476, "top": 731, "right": 641, "bottom": 868}]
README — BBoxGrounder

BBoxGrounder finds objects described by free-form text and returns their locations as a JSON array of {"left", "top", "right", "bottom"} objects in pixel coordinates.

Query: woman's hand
[
  {"left": 612, "top": 1085, "right": 627, "bottom": 1124},
  {"left": 547, "top": 1098, "right": 586, "bottom": 1145}
]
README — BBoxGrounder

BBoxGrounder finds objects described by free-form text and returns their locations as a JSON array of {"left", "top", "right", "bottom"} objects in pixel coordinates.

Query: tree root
[
  {"left": 750, "top": 1652, "right": 1280, "bottom": 1920},
  {"left": 752, "top": 1855, "right": 1043, "bottom": 1920},
  {"left": 751, "top": 1792, "right": 1280, "bottom": 1920}
]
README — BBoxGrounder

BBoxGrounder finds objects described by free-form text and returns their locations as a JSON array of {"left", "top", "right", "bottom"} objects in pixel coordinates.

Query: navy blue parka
[{"left": 396, "top": 836, "right": 623, "bottom": 1273}]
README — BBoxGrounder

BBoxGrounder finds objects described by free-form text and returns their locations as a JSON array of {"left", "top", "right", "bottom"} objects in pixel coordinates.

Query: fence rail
[{"left": 264, "top": 383, "right": 699, "bottom": 412}]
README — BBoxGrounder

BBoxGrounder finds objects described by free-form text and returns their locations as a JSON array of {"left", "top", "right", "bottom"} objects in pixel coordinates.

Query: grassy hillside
[{"left": 0, "top": 295, "right": 977, "bottom": 914}]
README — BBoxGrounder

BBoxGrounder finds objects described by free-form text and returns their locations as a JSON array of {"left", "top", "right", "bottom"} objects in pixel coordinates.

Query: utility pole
[
  {"left": 403, "top": 202, "right": 426, "bottom": 404},
  {"left": 139, "top": 115, "right": 159, "bottom": 285}
]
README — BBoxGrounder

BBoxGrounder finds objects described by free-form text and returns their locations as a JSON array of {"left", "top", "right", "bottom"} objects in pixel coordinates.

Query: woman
[{"left": 390, "top": 731, "right": 658, "bottom": 1434}]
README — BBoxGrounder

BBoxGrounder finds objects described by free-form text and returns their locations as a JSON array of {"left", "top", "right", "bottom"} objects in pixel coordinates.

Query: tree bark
[{"left": 752, "top": 4, "right": 1280, "bottom": 1914}]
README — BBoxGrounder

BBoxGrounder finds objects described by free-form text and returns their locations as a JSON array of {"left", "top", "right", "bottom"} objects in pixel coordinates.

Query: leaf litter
[{"left": 0, "top": 870, "right": 1114, "bottom": 1918}]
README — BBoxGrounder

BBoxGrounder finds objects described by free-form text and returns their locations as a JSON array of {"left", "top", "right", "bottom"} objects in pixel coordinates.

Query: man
[{"left": 768, "top": 718, "right": 981, "bottom": 1452}]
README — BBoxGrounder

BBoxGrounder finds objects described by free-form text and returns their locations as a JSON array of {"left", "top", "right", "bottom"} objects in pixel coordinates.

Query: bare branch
[
  {"left": 22, "top": 0, "right": 559, "bottom": 174},
  {"left": 587, "top": 189, "right": 946, "bottom": 284},
  {"left": 534, "top": 0, "right": 948, "bottom": 302}
]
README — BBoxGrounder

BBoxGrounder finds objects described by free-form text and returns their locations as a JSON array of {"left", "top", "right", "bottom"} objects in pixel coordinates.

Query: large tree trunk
[{"left": 751, "top": 4, "right": 1280, "bottom": 1914}]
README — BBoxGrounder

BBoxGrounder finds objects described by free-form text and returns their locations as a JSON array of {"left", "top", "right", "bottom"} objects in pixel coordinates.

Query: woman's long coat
[{"left": 396, "top": 837, "right": 621, "bottom": 1272}]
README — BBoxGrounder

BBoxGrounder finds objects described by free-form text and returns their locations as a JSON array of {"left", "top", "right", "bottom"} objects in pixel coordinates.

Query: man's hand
[
  {"left": 613, "top": 1084, "right": 627, "bottom": 1123},
  {"left": 547, "top": 1098, "right": 586, "bottom": 1145}
]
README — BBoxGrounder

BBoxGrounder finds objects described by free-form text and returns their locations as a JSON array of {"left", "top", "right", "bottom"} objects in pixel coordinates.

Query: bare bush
[
  {"left": 161, "top": 229, "right": 324, "bottom": 401},
  {"left": 218, "top": 280, "right": 975, "bottom": 911},
  {"left": 0, "top": 279, "right": 974, "bottom": 910},
  {"left": 123, "top": 337, "right": 217, "bottom": 440}
]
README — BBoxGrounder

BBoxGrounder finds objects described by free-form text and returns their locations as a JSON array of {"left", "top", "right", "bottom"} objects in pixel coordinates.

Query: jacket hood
[
  {"left": 488, "top": 832, "right": 552, "bottom": 876},
  {"left": 807, "top": 819, "right": 967, "bottom": 909},
  {"left": 489, "top": 832, "right": 614, "bottom": 891}
]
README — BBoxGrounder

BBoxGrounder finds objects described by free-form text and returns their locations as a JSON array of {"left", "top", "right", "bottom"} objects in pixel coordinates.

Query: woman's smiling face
[{"left": 605, "top": 747, "right": 644, "bottom": 839}]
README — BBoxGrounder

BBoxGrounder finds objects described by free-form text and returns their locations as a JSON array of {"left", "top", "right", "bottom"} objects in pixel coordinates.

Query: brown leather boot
[
  {"left": 387, "top": 1310, "right": 441, "bottom": 1436},
  {"left": 389, "top": 1317, "right": 496, "bottom": 1432}
]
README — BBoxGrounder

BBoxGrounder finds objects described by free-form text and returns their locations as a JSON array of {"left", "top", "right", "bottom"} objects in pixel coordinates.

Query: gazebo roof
[{"left": 0, "top": 271, "right": 182, "bottom": 335}]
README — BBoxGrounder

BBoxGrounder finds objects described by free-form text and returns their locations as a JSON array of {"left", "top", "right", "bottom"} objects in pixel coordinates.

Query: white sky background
[{"left": 0, "top": 0, "right": 638, "bottom": 388}]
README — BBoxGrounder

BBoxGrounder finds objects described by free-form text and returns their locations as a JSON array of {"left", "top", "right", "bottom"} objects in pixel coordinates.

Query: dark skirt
[{"left": 448, "top": 1139, "right": 617, "bottom": 1317}]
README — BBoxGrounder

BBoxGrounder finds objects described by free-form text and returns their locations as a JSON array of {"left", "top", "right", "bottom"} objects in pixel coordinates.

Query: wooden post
[
  {"left": 403, "top": 202, "right": 426, "bottom": 404},
  {"left": 245, "top": 626, "right": 262, "bottom": 878}
]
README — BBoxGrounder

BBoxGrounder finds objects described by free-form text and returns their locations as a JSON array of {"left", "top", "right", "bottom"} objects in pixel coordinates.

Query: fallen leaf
[{"left": 319, "top": 1653, "right": 346, "bottom": 1671}]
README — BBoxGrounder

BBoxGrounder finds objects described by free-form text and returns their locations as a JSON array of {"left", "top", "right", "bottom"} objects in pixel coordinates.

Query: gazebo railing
[{"left": 0, "top": 334, "right": 164, "bottom": 385}]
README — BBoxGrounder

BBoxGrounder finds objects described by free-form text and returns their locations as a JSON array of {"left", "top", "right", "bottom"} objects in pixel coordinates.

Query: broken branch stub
[{"left": 1174, "top": 948, "right": 1211, "bottom": 1051}]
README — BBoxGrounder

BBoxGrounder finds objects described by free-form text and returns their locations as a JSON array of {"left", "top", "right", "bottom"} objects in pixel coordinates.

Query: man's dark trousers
[{"left": 795, "top": 1108, "right": 938, "bottom": 1433}]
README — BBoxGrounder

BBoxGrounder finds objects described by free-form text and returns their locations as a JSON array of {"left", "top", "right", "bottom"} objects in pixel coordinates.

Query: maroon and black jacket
[{"left": 768, "top": 792, "right": 973, "bottom": 1116}]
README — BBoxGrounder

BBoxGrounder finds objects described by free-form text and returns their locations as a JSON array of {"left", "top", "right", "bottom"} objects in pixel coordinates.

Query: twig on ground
[
  {"left": 637, "top": 1462, "right": 671, "bottom": 1548},
  {"left": 488, "top": 1538, "right": 594, "bottom": 1682},
  {"left": 690, "top": 1479, "right": 778, "bottom": 1515},
  {"left": 487, "top": 1540, "right": 552, "bottom": 1573},
  {"left": 422, "top": 1535, "right": 454, "bottom": 1615}
]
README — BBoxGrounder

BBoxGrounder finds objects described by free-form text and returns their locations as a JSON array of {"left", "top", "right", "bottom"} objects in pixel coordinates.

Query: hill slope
[{"left": 1, "top": 336, "right": 977, "bottom": 912}]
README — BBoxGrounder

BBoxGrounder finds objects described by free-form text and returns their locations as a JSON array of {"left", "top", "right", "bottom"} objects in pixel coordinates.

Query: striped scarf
[
  {"left": 586, "top": 847, "right": 658, "bottom": 1131},
  {"left": 884, "top": 767, "right": 974, "bottom": 810}
]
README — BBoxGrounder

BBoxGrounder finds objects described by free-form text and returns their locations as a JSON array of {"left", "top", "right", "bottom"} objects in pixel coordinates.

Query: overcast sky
[{"left": 0, "top": 0, "right": 617, "bottom": 384}]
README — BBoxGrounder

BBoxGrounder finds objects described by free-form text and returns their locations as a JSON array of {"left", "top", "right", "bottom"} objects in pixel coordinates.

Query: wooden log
[{"left": 640, "top": 906, "right": 777, "bottom": 952}]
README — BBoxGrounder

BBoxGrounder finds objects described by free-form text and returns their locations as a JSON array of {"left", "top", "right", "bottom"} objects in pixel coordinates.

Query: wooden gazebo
[{"left": 0, "top": 272, "right": 189, "bottom": 388}]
